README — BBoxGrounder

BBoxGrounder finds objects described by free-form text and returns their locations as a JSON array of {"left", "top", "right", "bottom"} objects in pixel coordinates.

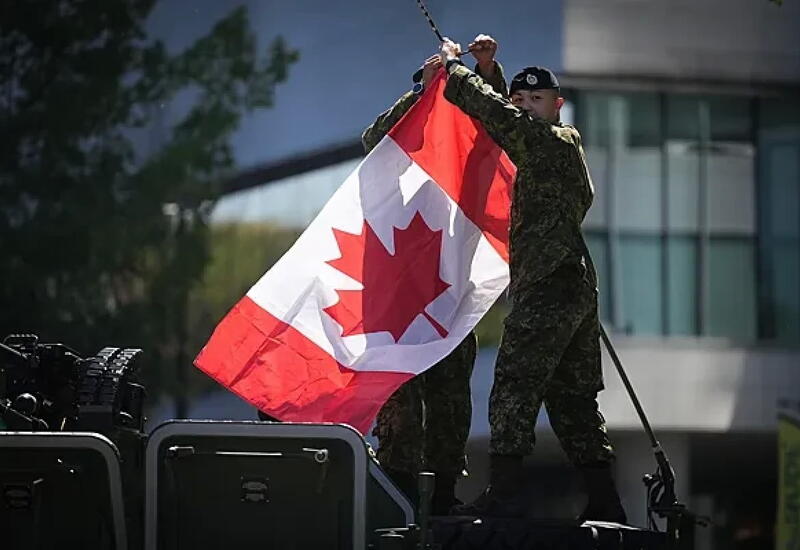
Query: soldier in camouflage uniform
[
  {"left": 438, "top": 35, "right": 626, "bottom": 521},
  {"left": 363, "top": 54, "right": 505, "bottom": 515}
]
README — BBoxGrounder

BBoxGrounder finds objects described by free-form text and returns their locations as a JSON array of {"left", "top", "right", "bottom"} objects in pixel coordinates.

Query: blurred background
[{"left": 2, "top": 1, "right": 798, "bottom": 548}]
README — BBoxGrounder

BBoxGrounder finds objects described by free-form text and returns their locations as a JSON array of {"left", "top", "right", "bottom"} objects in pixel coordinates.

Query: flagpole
[
  {"left": 411, "top": 0, "right": 476, "bottom": 55},
  {"left": 410, "top": 0, "right": 474, "bottom": 83},
  {"left": 599, "top": 324, "right": 704, "bottom": 542}
]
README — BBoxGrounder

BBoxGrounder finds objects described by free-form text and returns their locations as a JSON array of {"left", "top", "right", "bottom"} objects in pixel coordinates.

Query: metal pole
[
  {"left": 600, "top": 324, "right": 686, "bottom": 542},
  {"left": 415, "top": 0, "right": 445, "bottom": 42},
  {"left": 412, "top": 0, "right": 476, "bottom": 54},
  {"left": 173, "top": 207, "right": 188, "bottom": 419},
  {"left": 599, "top": 324, "right": 659, "bottom": 449}
]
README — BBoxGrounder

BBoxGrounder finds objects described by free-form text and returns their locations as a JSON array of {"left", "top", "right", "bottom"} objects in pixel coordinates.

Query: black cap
[{"left": 509, "top": 66, "right": 560, "bottom": 95}]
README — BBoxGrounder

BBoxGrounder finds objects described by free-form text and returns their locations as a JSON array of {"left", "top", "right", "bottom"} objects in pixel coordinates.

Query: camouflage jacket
[
  {"left": 362, "top": 62, "right": 509, "bottom": 153},
  {"left": 443, "top": 62, "right": 597, "bottom": 293}
]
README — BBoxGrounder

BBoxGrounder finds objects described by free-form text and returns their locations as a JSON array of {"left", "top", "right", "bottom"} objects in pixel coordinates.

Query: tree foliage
[
  {"left": 0, "top": 0, "right": 298, "bottom": 399},
  {"left": 185, "top": 221, "right": 301, "bottom": 395}
]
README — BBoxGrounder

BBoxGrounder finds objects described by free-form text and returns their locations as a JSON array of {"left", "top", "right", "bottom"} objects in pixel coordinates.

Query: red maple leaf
[{"left": 323, "top": 212, "right": 451, "bottom": 342}]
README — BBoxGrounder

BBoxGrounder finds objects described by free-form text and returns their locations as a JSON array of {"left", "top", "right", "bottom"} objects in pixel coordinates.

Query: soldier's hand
[
  {"left": 440, "top": 37, "right": 461, "bottom": 63},
  {"left": 469, "top": 34, "right": 497, "bottom": 69},
  {"left": 421, "top": 55, "right": 442, "bottom": 87}
]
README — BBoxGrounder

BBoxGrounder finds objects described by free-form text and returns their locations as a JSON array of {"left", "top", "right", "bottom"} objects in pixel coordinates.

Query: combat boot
[
  {"left": 449, "top": 454, "right": 526, "bottom": 517},
  {"left": 578, "top": 462, "right": 627, "bottom": 523}
]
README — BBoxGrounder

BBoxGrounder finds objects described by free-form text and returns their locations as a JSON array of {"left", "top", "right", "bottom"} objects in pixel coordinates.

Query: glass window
[
  {"left": 708, "top": 96, "right": 752, "bottom": 143},
  {"left": 584, "top": 146, "right": 609, "bottom": 229},
  {"left": 615, "top": 148, "right": 661, "bottom": 232},
  {"left": 666, "top": 95, "right": 755, "bottom": 236},
  {"left": 667, "top": 95, "right": 701, "bottom": 142},
  {"left": 764, "top": 143, "right": 800, "bottom": 240},
  {"left": 612, "top": 94, "right": 661, "bottom": 233},
  {"left": 667, "top": 96, "right": 703, "bottom": 233},
  {"left": 619, "top": 236, "right": 662, "bottom": 335},
  {"left": 571, "top": 90, "right": 789, "bottom": 344},
  {"left": 579, "top": 92, "right": 610, "bottom": 229},
  {"left": 706, "top": 96, "right": 755, "bottom": 235},
  {"left": 627, "top": 94, "right": 662, "bottom": 148},
  {"left": 666, "top": 140, "right": 700, "bottom": 233},
  {"left": 579, "top": 92, "right": 661, "bottom": 233},
  {"left": 763, "top": 242, "right": 800, "bottom": 343},
  {"left": 706, "top": 238, "right": 757, "bottom": 342},
  {"left": 664, "top": 94, "right": 758, "bottom": 340},
  {"left": 667, "top": 236, "right": 698, "bottom": 335},
  {"left": 758, "top": 96, "right": 800, "bottom": 343},
  {"left": 581, "top": 92, "right": 612, "bottom": 148},
  {"left": 561, "top": 98, "right": 576, "bottom": 127},
  {"left": 707, "top": 143, "right": 756, "bottom": 234}
]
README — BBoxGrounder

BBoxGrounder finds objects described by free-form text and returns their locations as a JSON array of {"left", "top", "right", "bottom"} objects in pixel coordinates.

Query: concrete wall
[
  {"left": 467, "top": 339, "right": 800, "bottom": 439},
  {"left": 563, "top": 0, "right": 800, "bottom": 83},
  {"left": 598, "top": 336, "right": 800, "bottom": 432}
]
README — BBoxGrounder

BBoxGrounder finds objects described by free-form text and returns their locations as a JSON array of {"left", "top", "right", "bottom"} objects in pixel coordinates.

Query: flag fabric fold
[{"left": 195, "top": 73, "right": 516, "bottom": 434}]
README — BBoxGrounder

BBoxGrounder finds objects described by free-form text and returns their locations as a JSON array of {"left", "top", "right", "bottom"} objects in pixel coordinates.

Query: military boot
[
  {"left": 578, "top": 462, "right": 627, "bottom": 523},
  {"left": 449, "top": 454, "right": 526, "bottom": 517}
]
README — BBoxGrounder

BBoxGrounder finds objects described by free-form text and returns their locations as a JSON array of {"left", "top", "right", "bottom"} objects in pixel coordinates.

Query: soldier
[
  {"left": 438, "top": 35, "right": 626, "bottom": 522},
  {"left": 363, "top": 51, "right": 505, "bottom": 515}
]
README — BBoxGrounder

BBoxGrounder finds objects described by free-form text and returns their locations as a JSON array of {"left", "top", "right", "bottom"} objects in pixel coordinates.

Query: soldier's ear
[{"left": 555, "top": 96, "right": 566, "bottom": 110}]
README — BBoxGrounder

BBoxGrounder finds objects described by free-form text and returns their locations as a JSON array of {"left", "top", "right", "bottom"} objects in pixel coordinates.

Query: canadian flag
[{"left": 195, "top": 72, "right": 516, "bottom": 434}]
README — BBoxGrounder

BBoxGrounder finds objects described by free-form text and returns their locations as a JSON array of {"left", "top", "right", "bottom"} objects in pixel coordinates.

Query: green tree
[
  {"left": 474, "top": 297, "right": 508, "bottom": 349},
  {"left": 186, "top": 221, "right": 301, "bottom": 395},
  {"left": 0, "top": 1, "right": 298, "bottom": 409}
]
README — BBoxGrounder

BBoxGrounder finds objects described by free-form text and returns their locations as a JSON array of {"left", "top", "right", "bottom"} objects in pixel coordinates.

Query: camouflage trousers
[
  {"left": 373, "top": 332, "right": 477, "bottom": 476},
  {"left": 489, "top": 262, "right": 615, "bottom": 465}
]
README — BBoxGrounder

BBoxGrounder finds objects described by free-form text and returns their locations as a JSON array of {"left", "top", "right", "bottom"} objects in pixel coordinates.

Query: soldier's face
[{"left": 511, "top": 89, "right": 565, "bottom": 122}]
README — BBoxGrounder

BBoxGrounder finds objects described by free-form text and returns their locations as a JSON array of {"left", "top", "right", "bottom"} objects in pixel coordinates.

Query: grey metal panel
[
  {"left": 145, "top": 420, "right": 368, "bottom": 550},
  {"left": 0, "top": 431, "right": 128, "bottom": 550},
  {"left": 368, "top": 460, "right": 415, "bottom": 525},
  {"left": 564, "top": 0, "right": 800, "bottom": 84}
]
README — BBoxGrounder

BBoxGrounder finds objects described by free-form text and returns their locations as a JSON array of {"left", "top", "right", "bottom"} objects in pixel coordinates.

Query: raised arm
[
  {"left": 440, "top": 37, "right": 552, "bottom": 160},
  {"left": 469, "top": 33, "right": 509, "bottom": 98},
  {"left": 362, "top": 55, "right": 443, "bottom": 153},
  {"left": 476, "top": 60, "right": 509, "bottom": 99},
  {"left": 361, "top": 92, "right": 418, "bottom": 153}
]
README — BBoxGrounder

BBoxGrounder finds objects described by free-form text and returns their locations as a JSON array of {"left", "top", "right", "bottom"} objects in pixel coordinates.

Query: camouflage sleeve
[
  {"left": 443, "top": 63, "right": 552, "bottom": 162},
  {"left": 361, "top": 91, "right": 418, "bottom": 153},
  {"left": 475, "top": 61, "right": 509, "bottom": 98}
]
